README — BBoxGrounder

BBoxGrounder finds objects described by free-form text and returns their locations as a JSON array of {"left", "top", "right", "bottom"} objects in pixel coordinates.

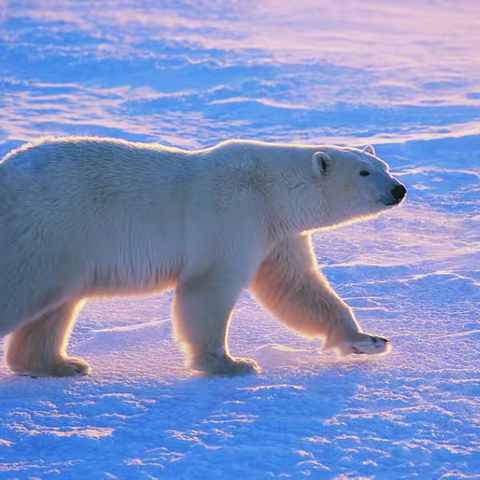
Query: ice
[{"left": 1, "top": 0, "right": 480, "bottom": 478}]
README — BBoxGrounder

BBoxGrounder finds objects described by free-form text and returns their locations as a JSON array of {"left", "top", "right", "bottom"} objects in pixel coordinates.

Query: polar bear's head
[{"left": 308, "top": 144, "right": 406, "bottom": 228}]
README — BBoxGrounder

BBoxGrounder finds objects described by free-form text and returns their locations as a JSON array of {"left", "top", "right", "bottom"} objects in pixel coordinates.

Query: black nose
[{"left": 391, "top": 184, "right": 407, "bottom": 201}]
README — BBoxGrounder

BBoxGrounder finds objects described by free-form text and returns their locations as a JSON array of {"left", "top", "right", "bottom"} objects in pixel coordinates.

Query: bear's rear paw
[
  {"left": 14, "top": 357, "right": 91, "bottom": 378},
  {"left": 190, "top": 353, "right": 261, "bottom": 377},
  {"left": 337, "top": 333, "right": 390, "bottom": 357}
]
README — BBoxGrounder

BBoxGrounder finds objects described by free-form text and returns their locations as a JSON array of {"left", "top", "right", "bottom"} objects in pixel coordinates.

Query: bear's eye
[{"left": 359, "top": 170, "right": 370, "bottom": 177}]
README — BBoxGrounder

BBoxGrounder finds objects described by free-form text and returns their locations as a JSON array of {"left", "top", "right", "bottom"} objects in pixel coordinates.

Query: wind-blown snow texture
[{"left": 1, "top": 0, "right": 480, "bottom": 478}]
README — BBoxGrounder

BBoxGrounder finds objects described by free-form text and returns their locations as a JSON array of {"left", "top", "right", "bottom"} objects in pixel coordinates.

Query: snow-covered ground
[{"left": 1, "top": 0, "right": 480, "bottom": 478}]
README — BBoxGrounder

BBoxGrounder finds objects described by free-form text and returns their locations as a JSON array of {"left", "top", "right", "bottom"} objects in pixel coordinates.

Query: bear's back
[{"left": 0, "top": 137, "right": 196, "bottom": 206}]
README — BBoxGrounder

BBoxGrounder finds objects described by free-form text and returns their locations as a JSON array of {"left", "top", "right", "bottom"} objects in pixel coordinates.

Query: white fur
[{"left": 0, "top": 137, "right": 405, "bottom": 377}]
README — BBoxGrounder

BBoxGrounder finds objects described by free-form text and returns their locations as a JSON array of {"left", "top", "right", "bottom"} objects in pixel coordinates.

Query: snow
[{"left": 1, "top": 0, "right": 480, "bottom": 478}]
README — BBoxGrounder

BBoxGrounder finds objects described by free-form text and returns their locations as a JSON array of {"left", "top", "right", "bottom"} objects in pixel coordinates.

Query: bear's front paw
[
  {"left": 189, "top": 353, "right": 261, "bottom": 377},
  {"left": 337, "top": 333, "right": 390, "bottom": 357}
]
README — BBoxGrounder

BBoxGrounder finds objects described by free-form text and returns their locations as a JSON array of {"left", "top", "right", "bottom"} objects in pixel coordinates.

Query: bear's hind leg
[
  {"left": 173, "top": 269, "right": 260, "bottom": 377},
  {"left": 5, "top": 301, "right": 90, "bottom": 377}
]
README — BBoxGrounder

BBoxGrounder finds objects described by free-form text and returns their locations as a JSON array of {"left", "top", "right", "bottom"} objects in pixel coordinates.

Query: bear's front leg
[
  {"left": 250, "top": 234, "right": 391, "bottom": 357},
  {"left": 172, "top": 267, "right": 260, "bottom": 377}
]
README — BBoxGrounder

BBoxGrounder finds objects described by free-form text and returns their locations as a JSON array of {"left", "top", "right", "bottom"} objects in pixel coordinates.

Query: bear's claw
[{"left": 337, "top": 333, "right": 390, "bottom": 357}]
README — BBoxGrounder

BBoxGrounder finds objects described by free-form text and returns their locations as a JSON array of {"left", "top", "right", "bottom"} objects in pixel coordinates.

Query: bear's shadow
[{"left": 0, "top": 331, "right": 391, "bottom": 477}]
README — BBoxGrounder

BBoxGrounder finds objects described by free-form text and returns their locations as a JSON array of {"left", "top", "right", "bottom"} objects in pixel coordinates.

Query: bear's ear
[
  {"left": 363, "top": 144, "right": 375, "bottom": 155},
  {"left": 312, "top": 151, "right": 332, "bottom": 176}
]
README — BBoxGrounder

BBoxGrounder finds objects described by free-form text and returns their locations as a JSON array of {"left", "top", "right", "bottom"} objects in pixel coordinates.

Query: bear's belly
[{"left": 85, "top": 249, "right": 184, "bottom": 298}]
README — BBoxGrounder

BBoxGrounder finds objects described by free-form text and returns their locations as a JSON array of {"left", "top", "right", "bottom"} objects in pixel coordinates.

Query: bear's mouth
[{"left": 378, "top": 199, "right": 403, "bottom": 207}]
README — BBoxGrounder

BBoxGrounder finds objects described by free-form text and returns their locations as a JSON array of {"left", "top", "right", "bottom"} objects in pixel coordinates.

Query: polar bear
[{"left": 0, "top": 137, "right": 406, "bottom": 377}]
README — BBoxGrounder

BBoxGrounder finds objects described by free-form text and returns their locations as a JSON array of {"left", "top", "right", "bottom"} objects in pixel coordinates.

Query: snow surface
[{"left": 1, "top": 0, "right": 480, "bottom": 478}]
